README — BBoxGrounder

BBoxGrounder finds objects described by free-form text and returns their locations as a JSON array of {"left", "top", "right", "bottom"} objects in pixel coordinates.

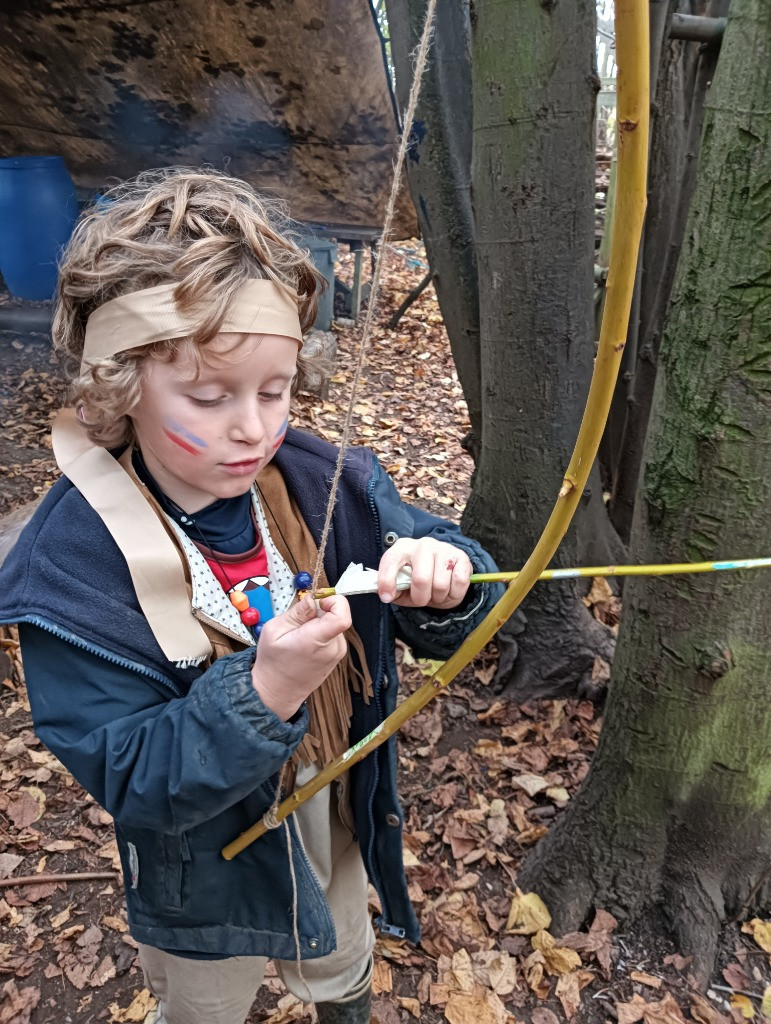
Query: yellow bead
[{"left": 229, "top": 591, "right": 249, "bottom": 612}]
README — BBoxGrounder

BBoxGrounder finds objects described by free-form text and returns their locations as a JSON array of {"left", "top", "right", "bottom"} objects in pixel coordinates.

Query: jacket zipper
[
  {"left": 365, "top": 476, "right": 392, "bottom": 931},
  {"left": 21, "top": 616, "right": 184, "bottom": 697}
]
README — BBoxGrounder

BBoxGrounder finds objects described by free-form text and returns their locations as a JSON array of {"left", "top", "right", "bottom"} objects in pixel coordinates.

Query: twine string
[
  {"left": 273, "top": 2, "right": 439, "bottom": 1001},
  {"left": 311, "top": 0, "right": 439, "bottom": 593}
]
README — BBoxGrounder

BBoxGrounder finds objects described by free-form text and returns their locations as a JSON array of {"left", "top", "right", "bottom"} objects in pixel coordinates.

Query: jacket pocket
[{"left": 162, "top": 832, "right": 191, "bottom": 911}]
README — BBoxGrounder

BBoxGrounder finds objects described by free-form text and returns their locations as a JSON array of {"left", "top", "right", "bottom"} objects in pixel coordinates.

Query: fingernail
[{"left": 381, "top": 591, "right": 394, "bottom": 604}]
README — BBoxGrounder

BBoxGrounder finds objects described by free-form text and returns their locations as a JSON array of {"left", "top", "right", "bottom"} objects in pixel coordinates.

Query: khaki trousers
[{"left": 139, "top": 772, "right": 376, "bottom": 1024}]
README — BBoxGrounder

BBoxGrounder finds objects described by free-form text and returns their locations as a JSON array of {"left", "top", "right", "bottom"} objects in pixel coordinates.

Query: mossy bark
[
  {"left": 462, "top": 0, "right": 616, "bottom": 698},
  {"left": 519, "top": 0, "right": 771, "bottom": 981}
]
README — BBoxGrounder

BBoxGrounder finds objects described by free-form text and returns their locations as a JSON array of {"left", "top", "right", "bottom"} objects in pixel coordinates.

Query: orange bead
[{"left": 229, "top": 591, "right": 249, "bottom": 612}]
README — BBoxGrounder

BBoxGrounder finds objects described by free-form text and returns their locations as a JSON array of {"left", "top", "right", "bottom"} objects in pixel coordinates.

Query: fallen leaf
[
  {"left": 724, "top": 963, "right": 754, "bottom": 991},
  {"left": 50, "top": 906, "right": 72, "bottom": 929},
  {"left": 531, "top": 930, "right": 582, "bottom": 976},
  {"left": 445, "top": 986, "right": 510, "bottom": 1024},
  {"left": 511, "top": 773, "right": 549, "bottom": 797},
  {"left": 760, "top": 987, "right": 771, "bottom": 1019},
  {"left": 643, "top": 993, "right": 689, "bottom": 1024},
  {"left": 397, "top": 996, "right": 421, "bottom": 1018},
  {"left": 90, "top": 954, "right": 116, "bottom": 988},
  {"left": 372, "top": 959, "right": 393, "bottom": 994},
  {"left": 741, "top": 919, "right": 771, "bottom": 954},
  {"left": 108, "top": 989, "right": 157, "bottom": 1022},
  {"left": 616, "top": 993, "right": 648, "bottom": 1024},
  {"left": 532, "top": 1010, "right": 561, "bottom": 1024},
  {"left": 691, "top": 993, "right": 731, "bottom": 1024},
  {"left": 506, "top": 890, "right": 551, "bottom": 935},
  {"left": 0, "top": 853, "right": 23, "bottom": 879},
  {"left": 730, "top": 995, "right": 755, "bottom": 1020},
  {"left": 0, "top": 980, "right": 40, "bottom": 1024},
  {"left": 101, "top": 914, "right": 129, "bottom": 934},
  {"left": 5, "top": 787, "right": 45, "bottom": 828},
  {"left": 631, "top": 971, "right": 663, "bottom": 989},
  {"left": 556, "top": 971, "right": 581, "bottom": 1017}
]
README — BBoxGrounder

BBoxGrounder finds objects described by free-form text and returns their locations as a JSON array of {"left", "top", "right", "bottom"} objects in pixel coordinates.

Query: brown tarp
[{"left": 0, "top": 0, "right": 416, "bottom": 236}]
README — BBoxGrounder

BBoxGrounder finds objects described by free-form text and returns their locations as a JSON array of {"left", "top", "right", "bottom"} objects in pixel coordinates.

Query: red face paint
[
  {"left": 272, "top": 414, "right": 289, "bottom": 451},
  {"left": 446, "top": 558, "right": 458, "bottom": 571},
  {"left": 163, "top": 427, "right": 202, "bottom": 455}
]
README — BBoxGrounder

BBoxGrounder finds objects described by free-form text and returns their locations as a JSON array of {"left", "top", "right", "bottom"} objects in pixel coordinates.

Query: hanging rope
[{"left": 311, "top": 0, "right": 438, "bottom": 593}]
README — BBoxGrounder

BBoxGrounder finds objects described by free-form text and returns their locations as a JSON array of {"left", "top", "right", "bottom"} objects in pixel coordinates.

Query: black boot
[{"left": 314, "top": 985, "right": 371, "bottom": 1023}]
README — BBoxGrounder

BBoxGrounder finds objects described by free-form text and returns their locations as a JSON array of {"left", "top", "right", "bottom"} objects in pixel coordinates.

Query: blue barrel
[{"left": 0, "top": 156, "right": 78, "bottom": 300}]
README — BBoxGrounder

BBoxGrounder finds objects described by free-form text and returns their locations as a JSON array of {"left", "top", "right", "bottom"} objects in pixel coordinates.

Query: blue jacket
[{"left": 0, "top": 428, "right": 502, "bottom": 958}]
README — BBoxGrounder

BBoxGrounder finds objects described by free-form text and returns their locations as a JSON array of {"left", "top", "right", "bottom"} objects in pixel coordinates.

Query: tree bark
[
  {"left": 519, "top": 0, "right": 771, "bottom": 982},
  {"left": 462, "top": 0, "right": 615, "bottom": 699},
  {"left": 386, "top": 0, "right": 483, "bottom": 460},
  {"left": 610, "top": 0, "right": 729, "bottom": 540}
]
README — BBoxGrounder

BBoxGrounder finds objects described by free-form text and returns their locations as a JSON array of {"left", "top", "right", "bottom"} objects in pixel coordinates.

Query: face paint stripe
[
  {"left": 274, "top": 415, "right": 289, "bottom": 439},
  {"left": 163, "top": 428, "right": 201, "bottom": 455},
  {"left": 167, "top": 419, "right": 208, "bottom": 449}
]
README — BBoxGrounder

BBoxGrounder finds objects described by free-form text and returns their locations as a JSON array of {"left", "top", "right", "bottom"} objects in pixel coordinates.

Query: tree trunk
[
  {"left": 385, "top": 0, "right": 483, "bottom": 460},
  {"left": 519, "top": 0, "right": 771, "bottom": 983},
  {"left": 610, "top": 0, "right": 729, "bottom": 540},
  {"left": 462, "top": 0, "right": 615, "bottom": 699}
]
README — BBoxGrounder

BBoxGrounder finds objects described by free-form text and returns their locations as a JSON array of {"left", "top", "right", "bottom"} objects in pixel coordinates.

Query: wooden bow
[{"left": 223, "top": 0, "right": 650, "bottom": 860}]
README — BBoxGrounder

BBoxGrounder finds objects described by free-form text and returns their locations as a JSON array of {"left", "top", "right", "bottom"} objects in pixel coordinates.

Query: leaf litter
[{"left": 1, "top": 246, "right": 769, "bottom": 1022}]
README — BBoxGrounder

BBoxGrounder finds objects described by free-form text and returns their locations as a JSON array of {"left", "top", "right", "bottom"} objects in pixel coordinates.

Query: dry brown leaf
[
  {"left": 101, "top": 914, "right": 129, "bottom": 934},
  {"left": 511, "top": 773, "right": 549, "bottom": 797},
  {"left": 89, "top": 954, "right": 116, "bottom": 988},
  {"left": 532, "top": 1010, "right": 561, "bottom": 1024},
  {"left": 616, "top": 993, "right": 648, "bottom": 1024},
  {"left": 631, "top": 970, "right": 663, "bottom": 989},
  {"left": 506, "top": 890, "right": 551, "bottom": 935},
  {"left": 691, "top": 993, "right": 731, "bottom": 1024},
  {"left": 397, "top": 996, "right": 421, "bottom": 1018},
  {"left": 49, "top": 906, "right": 71, "bottom": 929},
  {"left": 724, "top": 962, "right": 754, "bottom": 991},
  {"left": 0, "top": 980, "right": 40, "bottom": 1024},
  {"left": 95, "top": 839, "right": 122, "bottom": 872},
  {"left": 556, "top": 971, "right": 581, "bottom": 1018},
  {"left": 470, "top": 950, "right": 518, "bottom": 996},
  {"left": 643, "top": 992, "right": 689, "bottom": 1024},
  {"left": 0, "top": 853, "right": 23, "bottom": 879},
  {"left": 760, "top": 986, "right": 771, "bottom": 1019},
  {"left": 445, "top": 986, "right": 511, "bottom": 1024},
  {"left": 5, "top": 787, "right": 45, "bottom": 828},
  {"left": 372, "top": 958, "right": 393, "bottom": 995},
  {"left": 450, "top": 948, "right": 476, "bottom": 993}
]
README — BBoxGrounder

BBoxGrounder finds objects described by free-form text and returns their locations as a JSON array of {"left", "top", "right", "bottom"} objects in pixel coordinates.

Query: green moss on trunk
[{"left": 519, "top": 0, "right": 771, "bottom": 981}]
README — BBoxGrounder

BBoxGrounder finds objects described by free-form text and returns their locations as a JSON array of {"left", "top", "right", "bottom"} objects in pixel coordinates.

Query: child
[{"left": 0, "top": 169, "right": 503, "bottom": 1024}]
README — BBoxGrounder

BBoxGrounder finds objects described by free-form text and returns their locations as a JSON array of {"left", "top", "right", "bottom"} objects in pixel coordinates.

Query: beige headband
[{"left": 82, "top": 278, "right": 303, "bottom": 370}]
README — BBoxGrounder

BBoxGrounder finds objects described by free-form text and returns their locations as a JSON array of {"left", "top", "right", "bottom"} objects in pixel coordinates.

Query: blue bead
[
  {"left": 255, "top": 623, "right": 263, "bottom": 638},
  {"left": 294, "top": 571, "right": 312, "bottom": 591}
]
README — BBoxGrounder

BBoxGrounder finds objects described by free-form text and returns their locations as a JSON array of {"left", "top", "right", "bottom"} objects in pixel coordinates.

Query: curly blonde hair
[{"left": 54, "top": 167, "right": 327, "bottom": 448}]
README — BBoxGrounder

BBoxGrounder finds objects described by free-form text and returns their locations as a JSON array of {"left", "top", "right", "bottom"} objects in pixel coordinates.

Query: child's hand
[
  {"left": 250, "top": 594, "right": 351, "bottom": 721},
  {"left": 377, "top": 538, "right": 473, "bottom": 610}
]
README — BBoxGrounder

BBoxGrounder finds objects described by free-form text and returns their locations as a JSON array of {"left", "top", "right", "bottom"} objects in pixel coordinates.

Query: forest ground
[{"left": 1, "top": 246, "right": 769, "bottom": 1024}]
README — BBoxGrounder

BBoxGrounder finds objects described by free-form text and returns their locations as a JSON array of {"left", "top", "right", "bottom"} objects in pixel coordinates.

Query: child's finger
[
  {"left": 377, "top": 540, "right": 413, "bottom": 602},
  {"left": 309, "top": 594, "right": 352, "bottom": 641},
  {"left": 401, "top": 545, "right": 436, "bottom": 606},
  {"left": 445, "top": 553, "right": 473, "bottom": 605}
]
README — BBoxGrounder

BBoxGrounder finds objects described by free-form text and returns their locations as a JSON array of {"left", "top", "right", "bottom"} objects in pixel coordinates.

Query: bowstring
[{"left": 311, "top": 0, "right": 439, "bottom": 593}]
